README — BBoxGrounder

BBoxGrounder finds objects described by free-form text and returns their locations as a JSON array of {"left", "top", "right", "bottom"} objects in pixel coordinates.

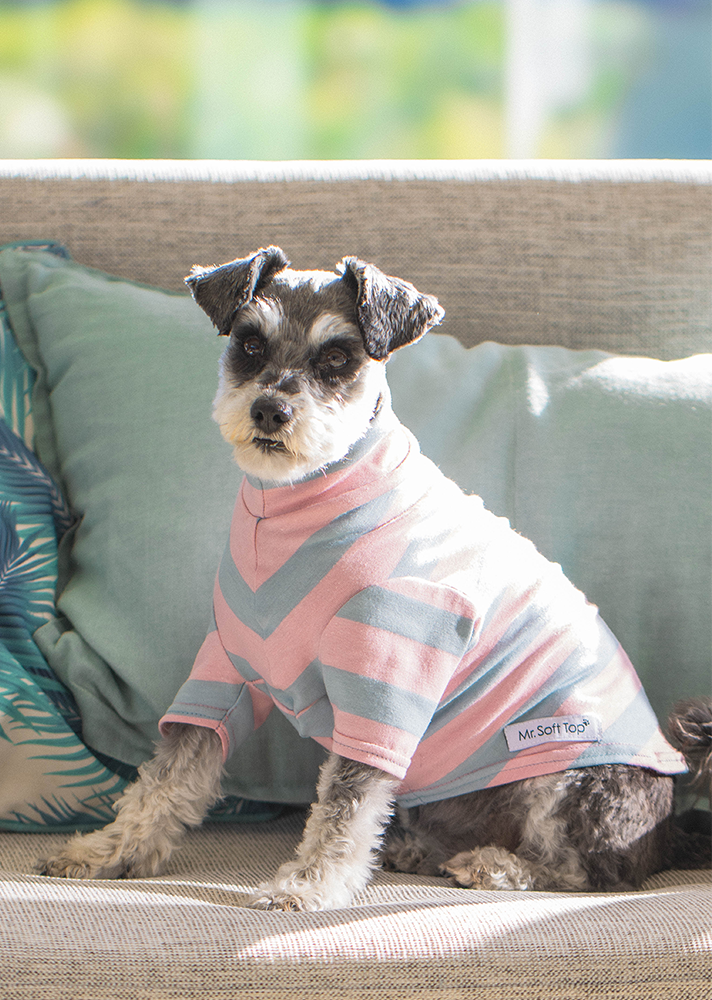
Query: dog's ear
[
  {"left": 338, "top": 257, "right": 444, "bottom": 360},
  {"left": 185, "top": 246, "right": 290, "bottom": 335}
]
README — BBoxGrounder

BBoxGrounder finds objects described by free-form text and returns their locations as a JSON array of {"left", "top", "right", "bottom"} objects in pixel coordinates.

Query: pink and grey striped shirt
[{"left": 160, "top": 406, "right": 686, "bottom": 805}]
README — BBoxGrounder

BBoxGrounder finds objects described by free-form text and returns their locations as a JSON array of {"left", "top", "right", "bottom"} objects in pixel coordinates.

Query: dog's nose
[{"left": 251, "top": 397, "right": 293, "bottom": 434}]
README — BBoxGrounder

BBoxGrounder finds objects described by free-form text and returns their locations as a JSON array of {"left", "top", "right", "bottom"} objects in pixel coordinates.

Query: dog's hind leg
[
  {"left": 442, "top": 773, "right": 590, "bottom": 892},
  {"left": 387, "top": 766, "right": 675, "bottom": 892},
  {"left": 252, "top": 753, "right": 399, "bottom": 911},
  {"left": 37, "top": 724, "right": 223, "bottom": 879},
  {"left": 442, "top": 766, "right": 675, "bottom": 893}
]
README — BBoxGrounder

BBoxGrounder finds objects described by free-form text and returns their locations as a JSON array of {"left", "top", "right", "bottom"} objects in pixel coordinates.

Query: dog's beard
[{"left": 213, "top": 361, "right": 389, "bottom": 484}]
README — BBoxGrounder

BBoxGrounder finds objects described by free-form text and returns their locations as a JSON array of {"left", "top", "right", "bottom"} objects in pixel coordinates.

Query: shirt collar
[{"left": 240, "top": 403, "right": 418, "bottom": 519}]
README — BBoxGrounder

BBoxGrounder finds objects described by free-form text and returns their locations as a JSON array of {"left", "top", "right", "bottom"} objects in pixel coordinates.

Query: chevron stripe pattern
[{"left": 162, "top": 407, "right": 686, "bottom": 805}]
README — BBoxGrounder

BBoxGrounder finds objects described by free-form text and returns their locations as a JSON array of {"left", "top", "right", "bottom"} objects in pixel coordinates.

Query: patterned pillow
[
  {"left": 0, "top": 256, "right": 42, "bottom": 449},
  {"left": 0, "top": 259, "right": 127, "bottom": 828},
  {"left": 0, "top": 412, "right": 128, "bottom": 830},
  {"left": 0, "top": 249, "right": 278, "bottom": 829}
]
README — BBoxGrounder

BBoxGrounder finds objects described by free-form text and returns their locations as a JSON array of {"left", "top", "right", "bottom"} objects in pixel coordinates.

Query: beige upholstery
[
  {"left": 0, "top": 159, "right": 710, "bottom": 359},
  {"left": 2, "top": 819, "right": 710, "bottom": 1000},
  {"left": 0, "top": 160, "right": 710, "bottom": 999}
]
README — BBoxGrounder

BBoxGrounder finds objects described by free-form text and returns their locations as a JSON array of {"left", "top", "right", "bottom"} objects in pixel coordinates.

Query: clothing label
[{"left": 504, "top": 714, "right": 602, "bottom": 753}]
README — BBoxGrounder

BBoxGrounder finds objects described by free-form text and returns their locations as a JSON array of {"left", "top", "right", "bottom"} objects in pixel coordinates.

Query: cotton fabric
[{"left": 162, "top": 406, "right": 686, "bottom": 803}]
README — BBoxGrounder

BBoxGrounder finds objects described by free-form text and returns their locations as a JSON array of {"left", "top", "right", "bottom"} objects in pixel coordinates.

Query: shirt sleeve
[
  {"left": 317, "top": 578, "right": 476, "bottom": 779},
  {"left": 159, "top": 628, "right": 274, "bottom": 761}
]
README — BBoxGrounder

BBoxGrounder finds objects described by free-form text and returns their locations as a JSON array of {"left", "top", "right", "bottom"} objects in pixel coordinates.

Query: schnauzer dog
[{"left": 39, "top": 247, "right": 711, "bottom": 910}]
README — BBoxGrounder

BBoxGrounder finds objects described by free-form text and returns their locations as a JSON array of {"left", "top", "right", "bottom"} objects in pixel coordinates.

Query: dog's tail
[
  {"left": 667, "top": 697, "right": 712, "bottom": 870},
  {"left": 668, "top": 697, "right": 712, "bottom": 798}
]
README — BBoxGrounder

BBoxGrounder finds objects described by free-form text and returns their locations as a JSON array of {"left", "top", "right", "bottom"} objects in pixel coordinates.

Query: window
[{"left": 0, "top": 0, "right": 709, "bottom": 159}]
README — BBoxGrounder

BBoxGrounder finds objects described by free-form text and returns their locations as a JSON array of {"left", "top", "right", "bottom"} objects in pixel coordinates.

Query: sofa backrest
[{"left": 0, "top": 159, "right": 709, "bottom": 360}]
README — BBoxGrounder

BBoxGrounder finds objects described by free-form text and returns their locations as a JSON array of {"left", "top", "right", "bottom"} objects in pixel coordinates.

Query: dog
[{"left": 39, "top": 247, "right": 712, "bottom": 910}]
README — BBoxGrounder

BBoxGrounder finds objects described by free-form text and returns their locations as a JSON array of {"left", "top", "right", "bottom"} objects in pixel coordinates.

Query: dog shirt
[{"left": 160, "top": 405, "right": 686, "bottom": 806}]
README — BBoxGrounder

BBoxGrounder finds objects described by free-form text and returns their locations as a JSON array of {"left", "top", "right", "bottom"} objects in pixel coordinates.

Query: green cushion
[
  {"left": 0, "top": 245, "right": 708, "bottom": 812},
  {"left": 388, "top": 336, "right": 712, "bottom": 722},
  {"left": 0, "top": 247, "right": 326, "bottom": 803}
]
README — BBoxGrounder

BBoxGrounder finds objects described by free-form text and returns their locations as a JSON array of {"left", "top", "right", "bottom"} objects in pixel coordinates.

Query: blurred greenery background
[{"left": 0, "top": 0, "right": 709, "bottom": 159}]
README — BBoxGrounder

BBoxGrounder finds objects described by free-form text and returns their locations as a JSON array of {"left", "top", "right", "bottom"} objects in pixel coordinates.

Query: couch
[{"left": 0, "top": 159, "right": 709, "bottom": 999}]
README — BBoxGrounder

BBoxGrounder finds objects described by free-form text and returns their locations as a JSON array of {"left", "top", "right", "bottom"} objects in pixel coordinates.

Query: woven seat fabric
[{"left": 1, "top": 819, "right": 710, "bottom": 1000}]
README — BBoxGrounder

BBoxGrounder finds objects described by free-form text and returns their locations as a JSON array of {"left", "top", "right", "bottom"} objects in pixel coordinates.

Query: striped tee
[{"left": 160, "top": 405, "right": 686, "bottom": 805}]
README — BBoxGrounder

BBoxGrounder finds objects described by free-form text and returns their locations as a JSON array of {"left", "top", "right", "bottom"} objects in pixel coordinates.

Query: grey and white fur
[{"left": 39, "top": 247, "right": 712, "bottom": 910}]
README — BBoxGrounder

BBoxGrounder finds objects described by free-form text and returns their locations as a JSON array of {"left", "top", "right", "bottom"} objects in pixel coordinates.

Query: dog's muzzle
[{"left": 251, "top": 396, "right": 292, "bottom": 452}]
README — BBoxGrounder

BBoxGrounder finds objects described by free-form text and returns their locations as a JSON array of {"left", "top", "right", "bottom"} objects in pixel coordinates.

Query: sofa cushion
[
  {"left": 0, "top": 410, "right": 134, "bottom": 831},
  {"left": 0, "top": 254, "right": 136, "bottom": 831},
  {"left": 0, "top": 246, "right": 327, "bottom": 804},
  {"left": 1, "top": 818, "right": 710, "bottom": 999},
  {"left": 388, "top": 336, "right": 712, "bottom": 729}
]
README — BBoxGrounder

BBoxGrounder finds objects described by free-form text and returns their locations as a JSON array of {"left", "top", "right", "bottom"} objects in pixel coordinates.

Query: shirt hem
[
  {"left": 159, "top": 712, "right": 231, "bottom": 762},
  {"left": 396, "top": 747, "right": 688, "bottom": 806}
]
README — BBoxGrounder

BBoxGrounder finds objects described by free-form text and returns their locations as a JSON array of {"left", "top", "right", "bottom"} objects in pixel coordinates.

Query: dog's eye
[
  {"left": 242, "top": 335, "right": 265, "bottom": 357},
  {"left": 324, "top": 348, "right": 349, "bottom": 369}
]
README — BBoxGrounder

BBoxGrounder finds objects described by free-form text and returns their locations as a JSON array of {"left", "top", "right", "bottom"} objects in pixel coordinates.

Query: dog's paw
[
  {"left": 36, "top": 837, "right": 127, "bottom": 880},
  {"left": 381, "top": 831, "right": 445, "bottom": 876},
  {"left": 250, "top": 881, "right": 351, "bottom": 912},
  {"left": 442, "top": 846, "right": 536, "bottom": 891},
  {"left": 249, "top": 886, "right": 311, "bottom": 912},
  {"left": 36, "top": 828, "right": 165, "bottom": 880},
  {"left": 250, "top": 863, "right": 353, "bottom": 912}
]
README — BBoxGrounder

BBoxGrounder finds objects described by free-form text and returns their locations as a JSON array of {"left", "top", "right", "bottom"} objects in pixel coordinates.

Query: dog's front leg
[
  {"left": 252, "top": 753, "right": 398, "bottom": 912},
  {"left": 38, "top": 724, "right": 223, "bottom": 879}
]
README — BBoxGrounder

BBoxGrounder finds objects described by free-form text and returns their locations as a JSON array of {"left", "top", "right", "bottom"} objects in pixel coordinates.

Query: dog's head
[{"left": 186, "top": 246, "right": 444, "bottom": 483}]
